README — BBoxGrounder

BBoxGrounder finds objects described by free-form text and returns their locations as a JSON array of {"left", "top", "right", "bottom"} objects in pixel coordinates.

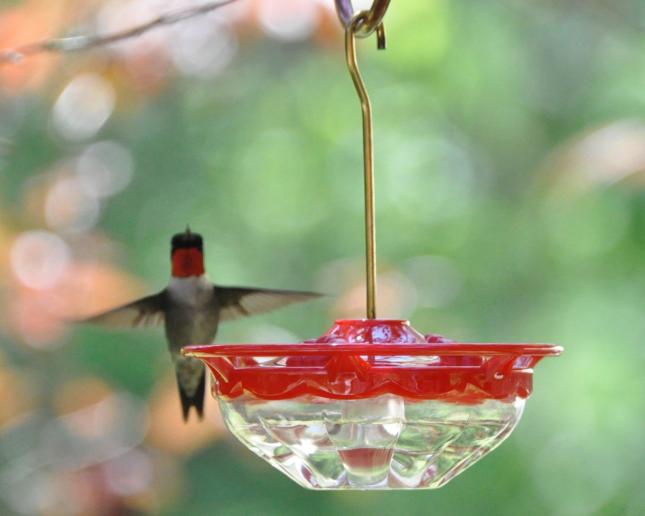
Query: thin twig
[{"left": 0, "top": 0, "right": 238, "bottom": 66}]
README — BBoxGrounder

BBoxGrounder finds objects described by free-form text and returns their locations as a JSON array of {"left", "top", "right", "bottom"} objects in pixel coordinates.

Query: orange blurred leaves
[
  {"left": 0, "top": 0, "right": 67, "bottom": 93},
  {"left": 146, "top": 374, "right": 226, "bottom": 456}
]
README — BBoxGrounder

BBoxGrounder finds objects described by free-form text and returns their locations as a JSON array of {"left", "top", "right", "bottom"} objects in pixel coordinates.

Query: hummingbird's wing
[
  {"left": 80, "top": 291, "right": 167, "bottom": 328},
  {"left": 215, "top": 286, "right": 321, "bottom": 322}
]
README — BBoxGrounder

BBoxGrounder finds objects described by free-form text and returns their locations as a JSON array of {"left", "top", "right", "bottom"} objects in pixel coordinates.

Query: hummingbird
[{"left": 82, "top": 228, "right": 321, "bottom": 421}]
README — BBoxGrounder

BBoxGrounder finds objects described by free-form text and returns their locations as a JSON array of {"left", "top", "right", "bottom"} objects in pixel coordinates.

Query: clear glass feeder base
[{"left": 220, "top": 394, "right": 524, "bottom": 490}]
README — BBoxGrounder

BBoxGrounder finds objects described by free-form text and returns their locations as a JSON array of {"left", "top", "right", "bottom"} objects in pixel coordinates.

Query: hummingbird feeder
[{"left": 183, "top": 0, "right": 562, "bottom": 490}]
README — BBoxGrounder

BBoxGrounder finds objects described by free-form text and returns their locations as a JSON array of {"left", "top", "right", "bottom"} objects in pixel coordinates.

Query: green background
[{"left": 0, "top": 1, "right": 644, "bottom": 514}]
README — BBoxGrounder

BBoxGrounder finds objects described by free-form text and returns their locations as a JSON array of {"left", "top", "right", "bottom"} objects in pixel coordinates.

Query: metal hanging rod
[{"left": 337, "top": 1, "right": 391, "bottom": 319}]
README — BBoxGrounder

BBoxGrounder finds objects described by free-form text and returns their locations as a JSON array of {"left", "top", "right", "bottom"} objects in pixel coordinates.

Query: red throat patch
[{"left": 172, "top": 248, "right": 205, "bottom": 277}]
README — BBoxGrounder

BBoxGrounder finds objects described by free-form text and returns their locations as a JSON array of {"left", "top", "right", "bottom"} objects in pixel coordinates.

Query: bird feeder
[{"left": 183, "top": 0, "right": 562, "bottom": 490}]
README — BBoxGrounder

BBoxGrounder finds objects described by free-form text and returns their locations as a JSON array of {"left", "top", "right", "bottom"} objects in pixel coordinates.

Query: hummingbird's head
[{"left": 171, "top": 228, "right": 205, "bottom": 277}]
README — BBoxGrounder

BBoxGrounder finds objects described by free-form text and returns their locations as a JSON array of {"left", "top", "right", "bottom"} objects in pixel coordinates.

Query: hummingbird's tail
[{"left": 176, "top": 366, "right": 206, "bottom": 421}]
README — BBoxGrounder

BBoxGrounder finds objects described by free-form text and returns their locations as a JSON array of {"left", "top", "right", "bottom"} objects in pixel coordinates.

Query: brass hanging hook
[
  {"left": 344, "top": 12, "right": 387, "bottom": 320},
  {"left": 335, "top": 0, "right": 391, "bottom": 43}
]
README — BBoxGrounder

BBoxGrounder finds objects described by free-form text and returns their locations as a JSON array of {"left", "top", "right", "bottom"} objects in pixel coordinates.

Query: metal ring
[{"left": 335, "top": 0, "right": 391, "bottom": 37}]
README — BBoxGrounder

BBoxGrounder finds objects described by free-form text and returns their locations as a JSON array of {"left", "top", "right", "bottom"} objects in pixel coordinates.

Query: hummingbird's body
[
  {"left": 82, "top": 230, "right": 320, "bottom": 420},
  {"left": 165, "top": 275, "right": 219, "bottom": 418}
]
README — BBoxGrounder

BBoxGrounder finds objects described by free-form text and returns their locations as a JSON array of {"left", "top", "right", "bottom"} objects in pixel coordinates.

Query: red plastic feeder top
[{"left": 184, "top": 319, "right": 562, "bottom": 404}]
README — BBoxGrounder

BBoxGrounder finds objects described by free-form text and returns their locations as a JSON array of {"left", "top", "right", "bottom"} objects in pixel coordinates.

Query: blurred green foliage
[{"left": 2, "top": 0, "right": 645, "bottom": 515}]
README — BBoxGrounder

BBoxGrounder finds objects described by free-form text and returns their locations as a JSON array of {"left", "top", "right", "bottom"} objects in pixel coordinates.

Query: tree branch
[{"left": 0, "top": 0, "right": 238, "bottom": 65}]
